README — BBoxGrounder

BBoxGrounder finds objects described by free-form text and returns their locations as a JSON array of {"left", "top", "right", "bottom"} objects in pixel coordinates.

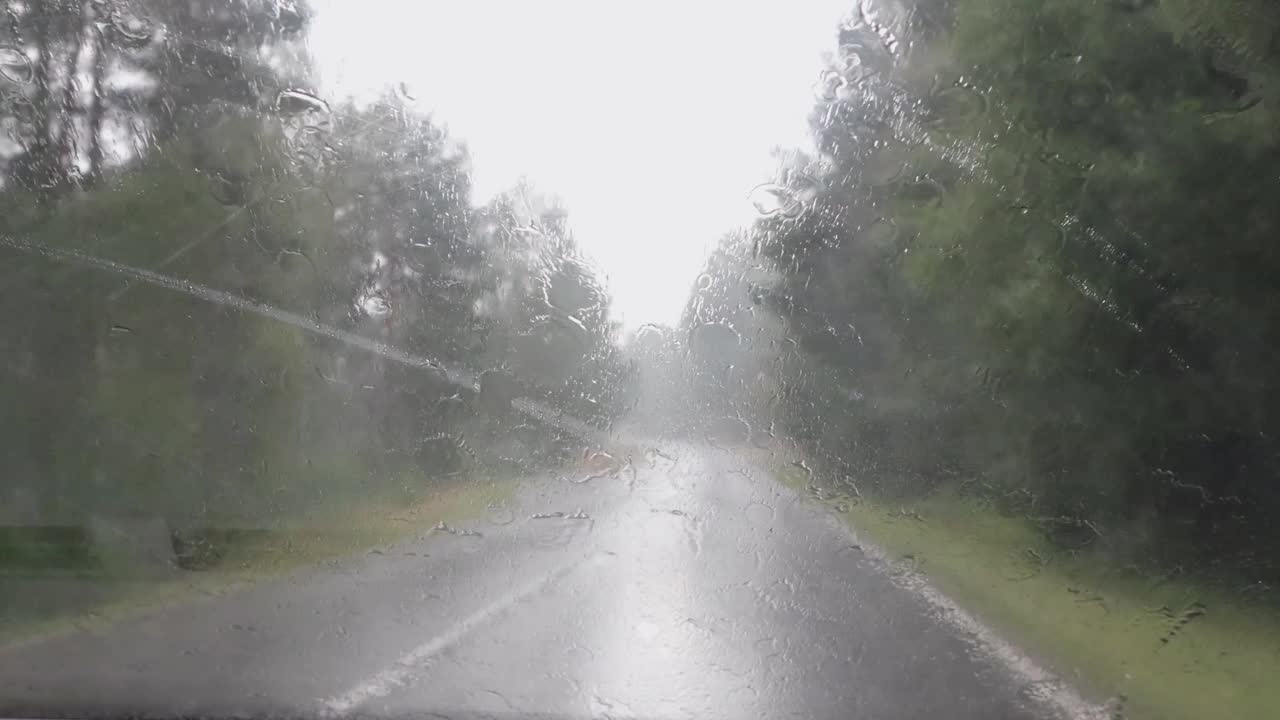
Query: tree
[
  {"left": 470, "top": 182, "right": 627, "bottom": 426},
  {"left": 746, "top": 0, "right": 1280, "bottom": 574},
  {"left": 0, "top": 0, "right": 309, "bottom": 193},
  {"left": 679, "top": 229, "right": 788, "bottom": 443}
]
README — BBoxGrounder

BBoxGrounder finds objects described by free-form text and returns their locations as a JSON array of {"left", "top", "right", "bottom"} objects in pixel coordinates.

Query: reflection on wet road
[{"left": 0, "top": 445, "right": 1096, "bottom": 719}]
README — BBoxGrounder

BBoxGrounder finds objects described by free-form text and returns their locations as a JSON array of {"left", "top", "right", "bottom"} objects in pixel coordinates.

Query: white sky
[{"left": 309, "top": 0, "right": 848, "bottom": 329}]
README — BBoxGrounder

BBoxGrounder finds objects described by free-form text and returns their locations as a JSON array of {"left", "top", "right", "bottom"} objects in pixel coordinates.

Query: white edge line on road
[
  {"left": 822, "top": 510, "right": 1113, "bottom": 720},
  {"left": 318, "top": 558, "right": 583, "bottom": 715}
]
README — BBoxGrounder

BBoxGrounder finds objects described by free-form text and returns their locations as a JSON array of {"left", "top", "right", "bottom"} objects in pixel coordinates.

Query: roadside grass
[
  {"left": 0, "top": 476, "right": 516, "bottom": 650},
  {"left": 212, "top": 477, "right": 515, "bottom": 574},
  {"left": 774, "top": 465, "right": 1280, "bottom": 720}
]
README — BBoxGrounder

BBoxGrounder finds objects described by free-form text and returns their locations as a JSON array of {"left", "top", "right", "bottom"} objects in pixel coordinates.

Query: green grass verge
[
  {"left": 0, "top": 477, "right": 516, "bottom": 650},
  {"left": 774, "top": 466, "right": 1280, "bottom": 720}
]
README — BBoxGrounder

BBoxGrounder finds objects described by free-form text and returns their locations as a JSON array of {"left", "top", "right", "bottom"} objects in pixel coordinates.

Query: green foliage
[
  {"left": 0, "top": 112, "right": 616, "bottom": 526},
  {"left": 753, "top": 0, "right": 1280, "bottom": 580}
]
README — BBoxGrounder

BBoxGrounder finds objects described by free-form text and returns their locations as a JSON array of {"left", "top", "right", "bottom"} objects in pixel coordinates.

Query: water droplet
[
  {"left": 898, "top": 176, "right": 944, "bottom": 206},
  {"left": 925, "top": 84, "right": 988, "bottom": 128},
  {"left": 745, "top": 501, "right": 775, "bottom": 525},
  {"left": 567, "top": 643, "right": 595, "bottom": 662},
  {"left": 208, "top": 170, "right": 249, "bottom": 206},
  {"left": 747, "top": 180, "right": 803, "bottom": 217},
  {"left": 111, "top": 12, "right": 155, "bottom": 46},
  {"left": 858, "top": 219, "right": 899, "bottom": 250},
  {"left": 357, "top": 293, "right": 391, "bottom": 317},
  {"left": 840, "top": 2, "right": 871, "bottom": 31},
  {"left": 860, "top": 150, "right": 909, "bottom": 186},
  {"left": 690, "top": 321, "right": 742, "bottom": 354},
  {"left": 0, "top": 47, "right": 33, "bottom": 84},
  {"left": 432, "top": 521, "right": 479, "bottom": 536},
  {"left": 486, "top": 506, "right": 514, "bottom": 526},
  {"left": 813, "top": 69, "right": 849, "bottom": 103},
  {"left": 839, "top": 46, "right": 867, "bottom": 75},
  {"left": 838, "top": 40, "right": 888, "bottom": 80},
  {"left": 0, "top": 88, "right": 35, "bottom": 118},
  {"left": 589, "top": 696, "right": 636, "bottom": 718},
  {"left": 270, "top": 0, "right": 308, "bottom": 33},
  {"left": 275, "top": 89, "right": 331, "bottom": 116},
  {"left": 748, "top": 183, "right": 803, "bottom": 218}
]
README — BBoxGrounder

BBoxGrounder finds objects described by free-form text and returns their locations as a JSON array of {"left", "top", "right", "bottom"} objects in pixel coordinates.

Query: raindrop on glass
[
  {"left": 0, "top": 47, "right": 33, "bottom": 84},
  {"left": 925, "top": 84, "right": 988, "bottom": 128},
  {"left": 486, "top": 506, "right": 514, "bottom": 526},
  {"left": 111, "top": 12, "right": 156, "bottom": 47},
  {"left": 748, "top": 184, "right": 803, "bottom": 218},
  {"left": 858, "top": 219, "right": 899, "bottom": 250},
  {"left": 358, "top": 293, "right": 391, "bottom": 318},
  {"left": 275, "top": 89, "right": 331, "bottom": 116},
  {"left": 745, "top": 501, "right": 776, "bottom": 525},
  {"left": 813, "top": 69, "right": 849, "bottom": 103}
]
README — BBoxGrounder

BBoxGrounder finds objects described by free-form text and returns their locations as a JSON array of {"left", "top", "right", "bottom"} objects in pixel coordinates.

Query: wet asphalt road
[{"left": 0, "top": 444, "right": 1086, "bottom": 719}]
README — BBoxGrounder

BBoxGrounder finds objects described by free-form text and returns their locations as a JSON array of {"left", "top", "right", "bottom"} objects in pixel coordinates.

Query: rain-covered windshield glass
[{"left": 2, "top": 1, "right": 1278, "bottom": 718}]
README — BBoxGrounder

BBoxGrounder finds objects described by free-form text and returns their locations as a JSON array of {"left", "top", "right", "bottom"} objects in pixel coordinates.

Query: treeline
[
  {"left": 0, "top": 0, "right": 627, "bottom": 533},
  {"left": 689, "top": 0, "right": 1280, "bottom": 580},
  {"left": 674, "top": 234, "right": 788, "bottom": 443}
]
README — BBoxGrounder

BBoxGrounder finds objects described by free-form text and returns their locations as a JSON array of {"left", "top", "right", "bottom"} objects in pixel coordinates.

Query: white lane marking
[
  {"left": 319, "top": 558, "right": 583, "bottom": 715},
  {"left": 818, "top": 510, "right": 1111, "bottom": 720}
]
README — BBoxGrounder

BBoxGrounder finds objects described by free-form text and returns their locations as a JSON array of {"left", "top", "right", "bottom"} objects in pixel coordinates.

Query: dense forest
[
  {"left": 0, "top": 0, "right": 627, "bottom": 539},
  {"left": 684, "top": 0, "right": 1280, "bottom": 583}
]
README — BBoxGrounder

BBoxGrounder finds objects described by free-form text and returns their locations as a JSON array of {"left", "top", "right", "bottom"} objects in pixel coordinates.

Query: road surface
[{"left": 0, "top": 443, "right": 1098, "bottom": 719}]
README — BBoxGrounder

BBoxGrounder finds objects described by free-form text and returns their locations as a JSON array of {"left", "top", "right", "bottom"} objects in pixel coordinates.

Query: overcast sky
[{"left": 309, "top": 0, "right": 848, "bottom": 329}]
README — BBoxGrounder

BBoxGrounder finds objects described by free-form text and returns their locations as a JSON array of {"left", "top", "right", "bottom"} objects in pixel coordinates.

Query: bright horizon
[{"left": 309, "top": 0, "right": 848, "bottom": 329}]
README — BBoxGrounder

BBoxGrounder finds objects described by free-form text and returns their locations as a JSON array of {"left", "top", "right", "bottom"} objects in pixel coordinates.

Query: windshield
[{"left": 2, "top": 1, "right": 1277, "bottom": 718}]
